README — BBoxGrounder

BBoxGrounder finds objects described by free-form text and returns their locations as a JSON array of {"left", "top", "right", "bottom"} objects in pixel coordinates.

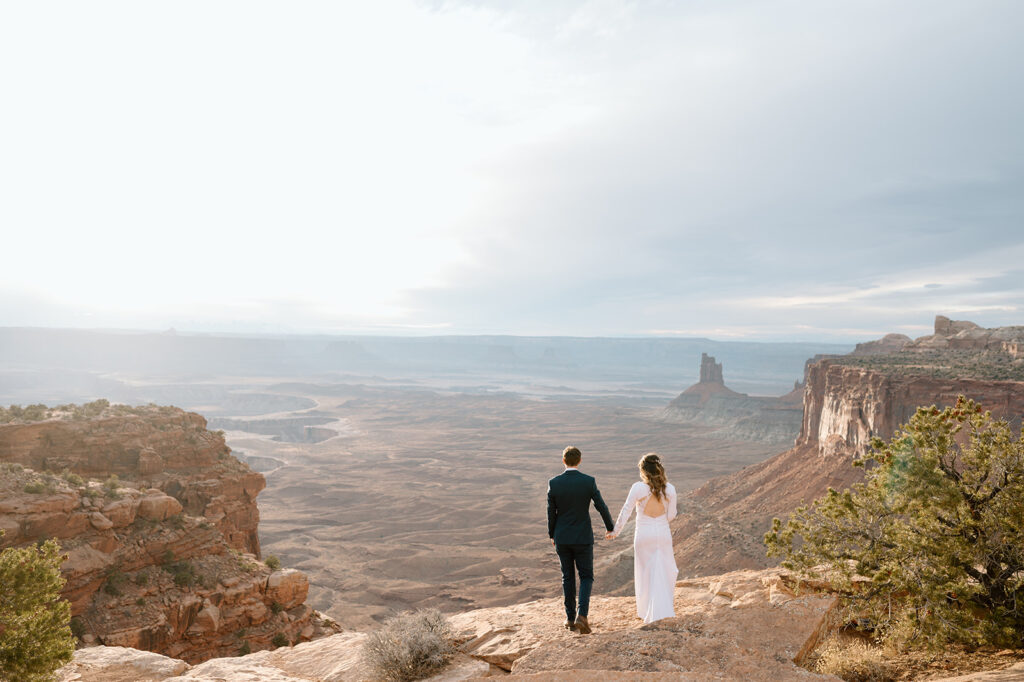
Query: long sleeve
[
  {"left": 592, "top": 482, "right": 615, "bottom": 532},
  {"left": 612, "top": 482, "right": 643, "bottom": 537},
  {"left": 666, "top": 485, "right": 678, "bottom": 522},
  {"left": 547, "top": 485, "right": 557, "bottom": 539}
]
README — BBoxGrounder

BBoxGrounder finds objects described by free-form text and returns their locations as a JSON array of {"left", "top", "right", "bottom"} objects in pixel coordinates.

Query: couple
[{"left": 546, "top": 445, "right": 678, "bottom": 634}]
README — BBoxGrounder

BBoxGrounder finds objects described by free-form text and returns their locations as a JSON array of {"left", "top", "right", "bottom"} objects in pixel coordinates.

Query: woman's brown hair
[{"left": 639, "top": 453, "right": 667, "bottom": 501}]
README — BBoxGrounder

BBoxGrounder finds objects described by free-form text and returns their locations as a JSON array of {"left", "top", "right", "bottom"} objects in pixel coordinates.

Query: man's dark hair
[{"left": 562, "top": 446, "right": 582, "bottom": 467}]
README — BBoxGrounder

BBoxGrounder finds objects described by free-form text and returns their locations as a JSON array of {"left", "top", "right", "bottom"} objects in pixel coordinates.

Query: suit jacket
[{"left": 547, "top": 469, "right": 615, "bottom": 545}]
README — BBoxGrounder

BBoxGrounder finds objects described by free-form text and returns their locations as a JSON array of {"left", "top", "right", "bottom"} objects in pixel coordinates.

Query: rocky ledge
[
  {"left": 58, "top": 567, "right": 841, "bottom": 681},
  {"left": 0, "top": 405, "right": 338, "bottom": 662}
]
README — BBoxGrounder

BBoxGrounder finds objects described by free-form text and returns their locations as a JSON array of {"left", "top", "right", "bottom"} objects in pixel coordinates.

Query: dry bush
[
  {"left": 361, "top": 609, "right": 454, "bottom": 681},
  {"left": 814, "top": 637, "right": 895, "bottom": 682}
]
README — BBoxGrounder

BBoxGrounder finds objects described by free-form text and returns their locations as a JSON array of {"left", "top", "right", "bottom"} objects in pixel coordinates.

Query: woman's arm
[
  {"left": 666, "top": 485, "right": 678, "bottom": 522},
  {"left": 611, "top": 482, "right": 641, "bottom": 537}
]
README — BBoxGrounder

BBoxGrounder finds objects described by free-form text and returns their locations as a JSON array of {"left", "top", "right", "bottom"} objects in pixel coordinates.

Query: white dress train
[{"left": 612, "top": 481, "right": 678, "bottom": 623}]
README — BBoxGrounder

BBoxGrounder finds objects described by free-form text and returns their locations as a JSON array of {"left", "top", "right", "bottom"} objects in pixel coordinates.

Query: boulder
[
  {"left": 265, "top": 568, "right": 309, "bottom": 610},
  {"left": 137, "top": 493, "right": 183, "bottom": 521},
  {"left": 57, "top": 645, "right": 189, "bottom": 681},
  {"left": 102, "top": 497, "right": 138, "bottom": 527}
]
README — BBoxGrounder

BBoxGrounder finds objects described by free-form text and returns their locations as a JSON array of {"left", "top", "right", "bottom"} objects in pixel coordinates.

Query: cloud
[{"left": 1, "top": 1, "right": 1022, "bottom": 340}]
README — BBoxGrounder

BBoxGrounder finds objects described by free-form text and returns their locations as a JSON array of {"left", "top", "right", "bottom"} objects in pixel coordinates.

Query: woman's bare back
[{"left": 641, "top": 493, "right": 665, "bottom": 517}]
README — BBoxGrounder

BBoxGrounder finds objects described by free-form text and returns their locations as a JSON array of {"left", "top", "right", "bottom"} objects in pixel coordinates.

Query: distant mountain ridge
[{"left": 0, "top": 327, "right": 850, "bottom": 403}]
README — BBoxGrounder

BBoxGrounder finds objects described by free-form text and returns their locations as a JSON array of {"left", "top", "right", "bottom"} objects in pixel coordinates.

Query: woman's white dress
[{"left": 612, "top": 481, "right": 678, "bottom": 623}]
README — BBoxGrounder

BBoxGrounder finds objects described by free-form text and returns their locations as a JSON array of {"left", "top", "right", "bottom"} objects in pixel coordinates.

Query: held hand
[
  {"left": 605, "top": 531, "right": 615, "bottom": 540},
  {"left": 551, "top": 538, "right": 556, "bottom": 548}
]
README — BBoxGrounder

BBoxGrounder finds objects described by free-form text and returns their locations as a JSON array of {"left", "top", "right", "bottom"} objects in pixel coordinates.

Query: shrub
[
  {"left": 69, "top": 617, "right": 86, "bottom": 639},
  {"left": 104, "top": 569, "right": 127, "bottom": 596},
  {"left": 136, "top": 597, "right": 146, "bottom": 606},
  {"left": 766, "top": 397, "right": 1024, "bottom": 648},
  {"left": 813, "top": 637, "right": 894, "bottom": 682},
  {"left": 0, "top": 534, "right": 75, "bottom": 681},
  {"left": 237, "top": 641, "right": 251, "bottom": 656},
  {"left": 165, "top": 561, "right": 197, "bottom": 588},
  {"left": 270, "top": 601, "right": 283, "bottom": 614},
  {"left": 271, "top": 633, "right": 289, "bottom": 648},
  {"left": 60, "top": 470, "right": 84, "bottom": 487},
  {"left": 134, "top": 571, "right": 149, "bottom": 586},
  {"left": 264, "top": 555, "right": 281, "bottom": 571},
  {"left": 361, "top": 609, "right": 454, "bottom": 682},
  {"left": 23, "top": 480, "right": 49, "bottom": 495},
  {"left": 161, "top": 549, "right": 175, "bottom": 564},
  {"left": 102, "top": 475, "right": 122, "bottom": 499}
]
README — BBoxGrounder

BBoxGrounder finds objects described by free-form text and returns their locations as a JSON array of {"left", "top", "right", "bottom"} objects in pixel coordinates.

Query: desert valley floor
[{"left": 205, "top": 379, "right": 781, "bottom": 629}]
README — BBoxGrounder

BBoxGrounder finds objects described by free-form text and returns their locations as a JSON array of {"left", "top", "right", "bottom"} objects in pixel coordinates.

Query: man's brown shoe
[
  {"left": 574, "top": 616, "right": 592, "bottom": 634},
  {"left": 563, "top": 620, "right": 577, "bottom": 632}
]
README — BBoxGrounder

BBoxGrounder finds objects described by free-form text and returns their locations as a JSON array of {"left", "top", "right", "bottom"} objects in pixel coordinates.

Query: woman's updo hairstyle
[{"left": 639, "top": 453, "right": 668, "bottom": 501}]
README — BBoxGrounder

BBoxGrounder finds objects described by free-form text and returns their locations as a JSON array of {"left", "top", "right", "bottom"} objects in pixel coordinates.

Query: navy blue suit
[{"left": 547, "top": 468, "right": 614, "bottom": 621}]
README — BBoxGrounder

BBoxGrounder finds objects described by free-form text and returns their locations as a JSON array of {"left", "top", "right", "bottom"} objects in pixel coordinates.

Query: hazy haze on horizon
[{"left": 2, "top": 1, "right": 1022, "bottom": 342}]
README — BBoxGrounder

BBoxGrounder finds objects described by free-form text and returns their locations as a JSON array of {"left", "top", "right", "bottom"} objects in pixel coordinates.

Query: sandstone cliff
[
  {"left": 661, "top": 317, "right": 1024, "bottom": 578},
  {"left": 0, "top": 404, "right": 337, "bottom": 663},
  {"left": 0, "top": 404, "right": 264, "bottom": 555}
]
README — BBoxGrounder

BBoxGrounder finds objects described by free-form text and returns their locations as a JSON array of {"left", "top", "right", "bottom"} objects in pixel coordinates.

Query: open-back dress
[{"left": 612, "top": 480, "right": 678, "bottom": 623}]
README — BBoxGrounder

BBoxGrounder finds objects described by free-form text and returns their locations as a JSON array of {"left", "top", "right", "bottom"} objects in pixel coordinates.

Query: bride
[{"left": 607, "top": 453, "right": 678, "bottom": 623}]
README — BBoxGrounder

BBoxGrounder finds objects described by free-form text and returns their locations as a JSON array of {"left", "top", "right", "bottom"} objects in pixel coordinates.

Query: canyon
[
  {"left": 5, "top": 317, "right": 1024, "bottom": 679},
  {"left": 0, "top": 404, "right": 336, "bottom": 663},
  {"left": 663, "top": 316, "right": 1024, "bottom": 579}
]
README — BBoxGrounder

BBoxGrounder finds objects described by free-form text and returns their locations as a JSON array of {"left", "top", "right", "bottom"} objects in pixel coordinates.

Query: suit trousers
[{"left": 555, "top": 543, "right": 594, "bottom": 620}]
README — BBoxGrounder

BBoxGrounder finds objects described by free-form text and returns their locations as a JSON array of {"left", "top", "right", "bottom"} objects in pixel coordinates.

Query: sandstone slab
[
  {"left": 58, "top": 645, "right": 190, "bottom": 681},
  {"left": 450, "top": 567, "right": 837, "bottom": 680}
]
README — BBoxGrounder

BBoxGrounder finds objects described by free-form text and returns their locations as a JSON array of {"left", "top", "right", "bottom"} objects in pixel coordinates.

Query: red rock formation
[
  {"left": 0, "top": 407, "right": 263, "bottom": 555},
  {"left": 0, "top": 406, "right": 338, "bottom": 663},
  {"left": 663, "top": 353, "right": 803, "bottom": 445},
  {"left": 664, "top": 346, "right": 1024, "bottom": 579}
]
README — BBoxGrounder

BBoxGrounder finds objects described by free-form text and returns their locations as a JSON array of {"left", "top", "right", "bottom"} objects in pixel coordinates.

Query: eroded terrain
[{"left": 224, "top": 382, "right": 779, "bottom": 629}]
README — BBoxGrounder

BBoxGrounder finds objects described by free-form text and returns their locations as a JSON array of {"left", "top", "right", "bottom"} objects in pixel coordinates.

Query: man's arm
[
  {"left": 592, "top": 482, "right": 615, "bottom": 532},
  {"left": 547, "top": 485, "right": 558, "bottom": 543}
]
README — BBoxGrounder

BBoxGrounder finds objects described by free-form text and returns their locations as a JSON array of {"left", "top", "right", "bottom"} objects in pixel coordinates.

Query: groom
[{"left": 547, "top": 445, "right": 615, "bottom": 634}]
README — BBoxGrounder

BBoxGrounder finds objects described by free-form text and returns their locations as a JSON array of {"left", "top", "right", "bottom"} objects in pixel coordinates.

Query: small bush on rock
[
  {"left": 60, "top": 470, "right": 84, "bottom": 487},
  {"left": 69, "top": 617, "right": 86, "bottom": 639},
  {"left": 102, "top": 475, "right": 122, "bottom": 500},
  {"left": 361, "top": 609, "right": 454, "bottom": 682},
  {"left": 814, "top": 637, "right": 894, "bottom": 682},
  {"left": 271, "top": 632, "right": 289, "bottom": 648},
  {"left": 23, "top": 480, "right": 49, "bottom": 494},
  {"left": 264, "top": 555, "right": 281, "bottom": 571}
]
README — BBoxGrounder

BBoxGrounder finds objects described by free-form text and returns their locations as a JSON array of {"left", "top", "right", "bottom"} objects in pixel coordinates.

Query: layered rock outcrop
[
  {"left": 662, "top": 354, "right": 804, "bottom": 445},
  {"left": 662, "top": 319, "right": 1024, "bottom": 578},
  {"left": 0, "top": 405, "right": 337, "bottom": 663},
  {"left": 0, "top": 406, "right": 264, "bottom": 555},
  {"left": 850, "top": 332, "right": 912, "bottom": 356}
]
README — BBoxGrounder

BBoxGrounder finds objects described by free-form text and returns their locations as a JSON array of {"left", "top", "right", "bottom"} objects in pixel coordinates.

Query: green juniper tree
[
  {"left": 765, "top": 396, "right": 1024, "bottom": 648},
  {"left": 0, "top": 533, "right": 75, "bottom": 681}
]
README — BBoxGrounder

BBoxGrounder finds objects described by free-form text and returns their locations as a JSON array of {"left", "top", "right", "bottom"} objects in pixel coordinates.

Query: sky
[{"left": 1, "top": 1, "right": 1023, "bottom": 341}]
